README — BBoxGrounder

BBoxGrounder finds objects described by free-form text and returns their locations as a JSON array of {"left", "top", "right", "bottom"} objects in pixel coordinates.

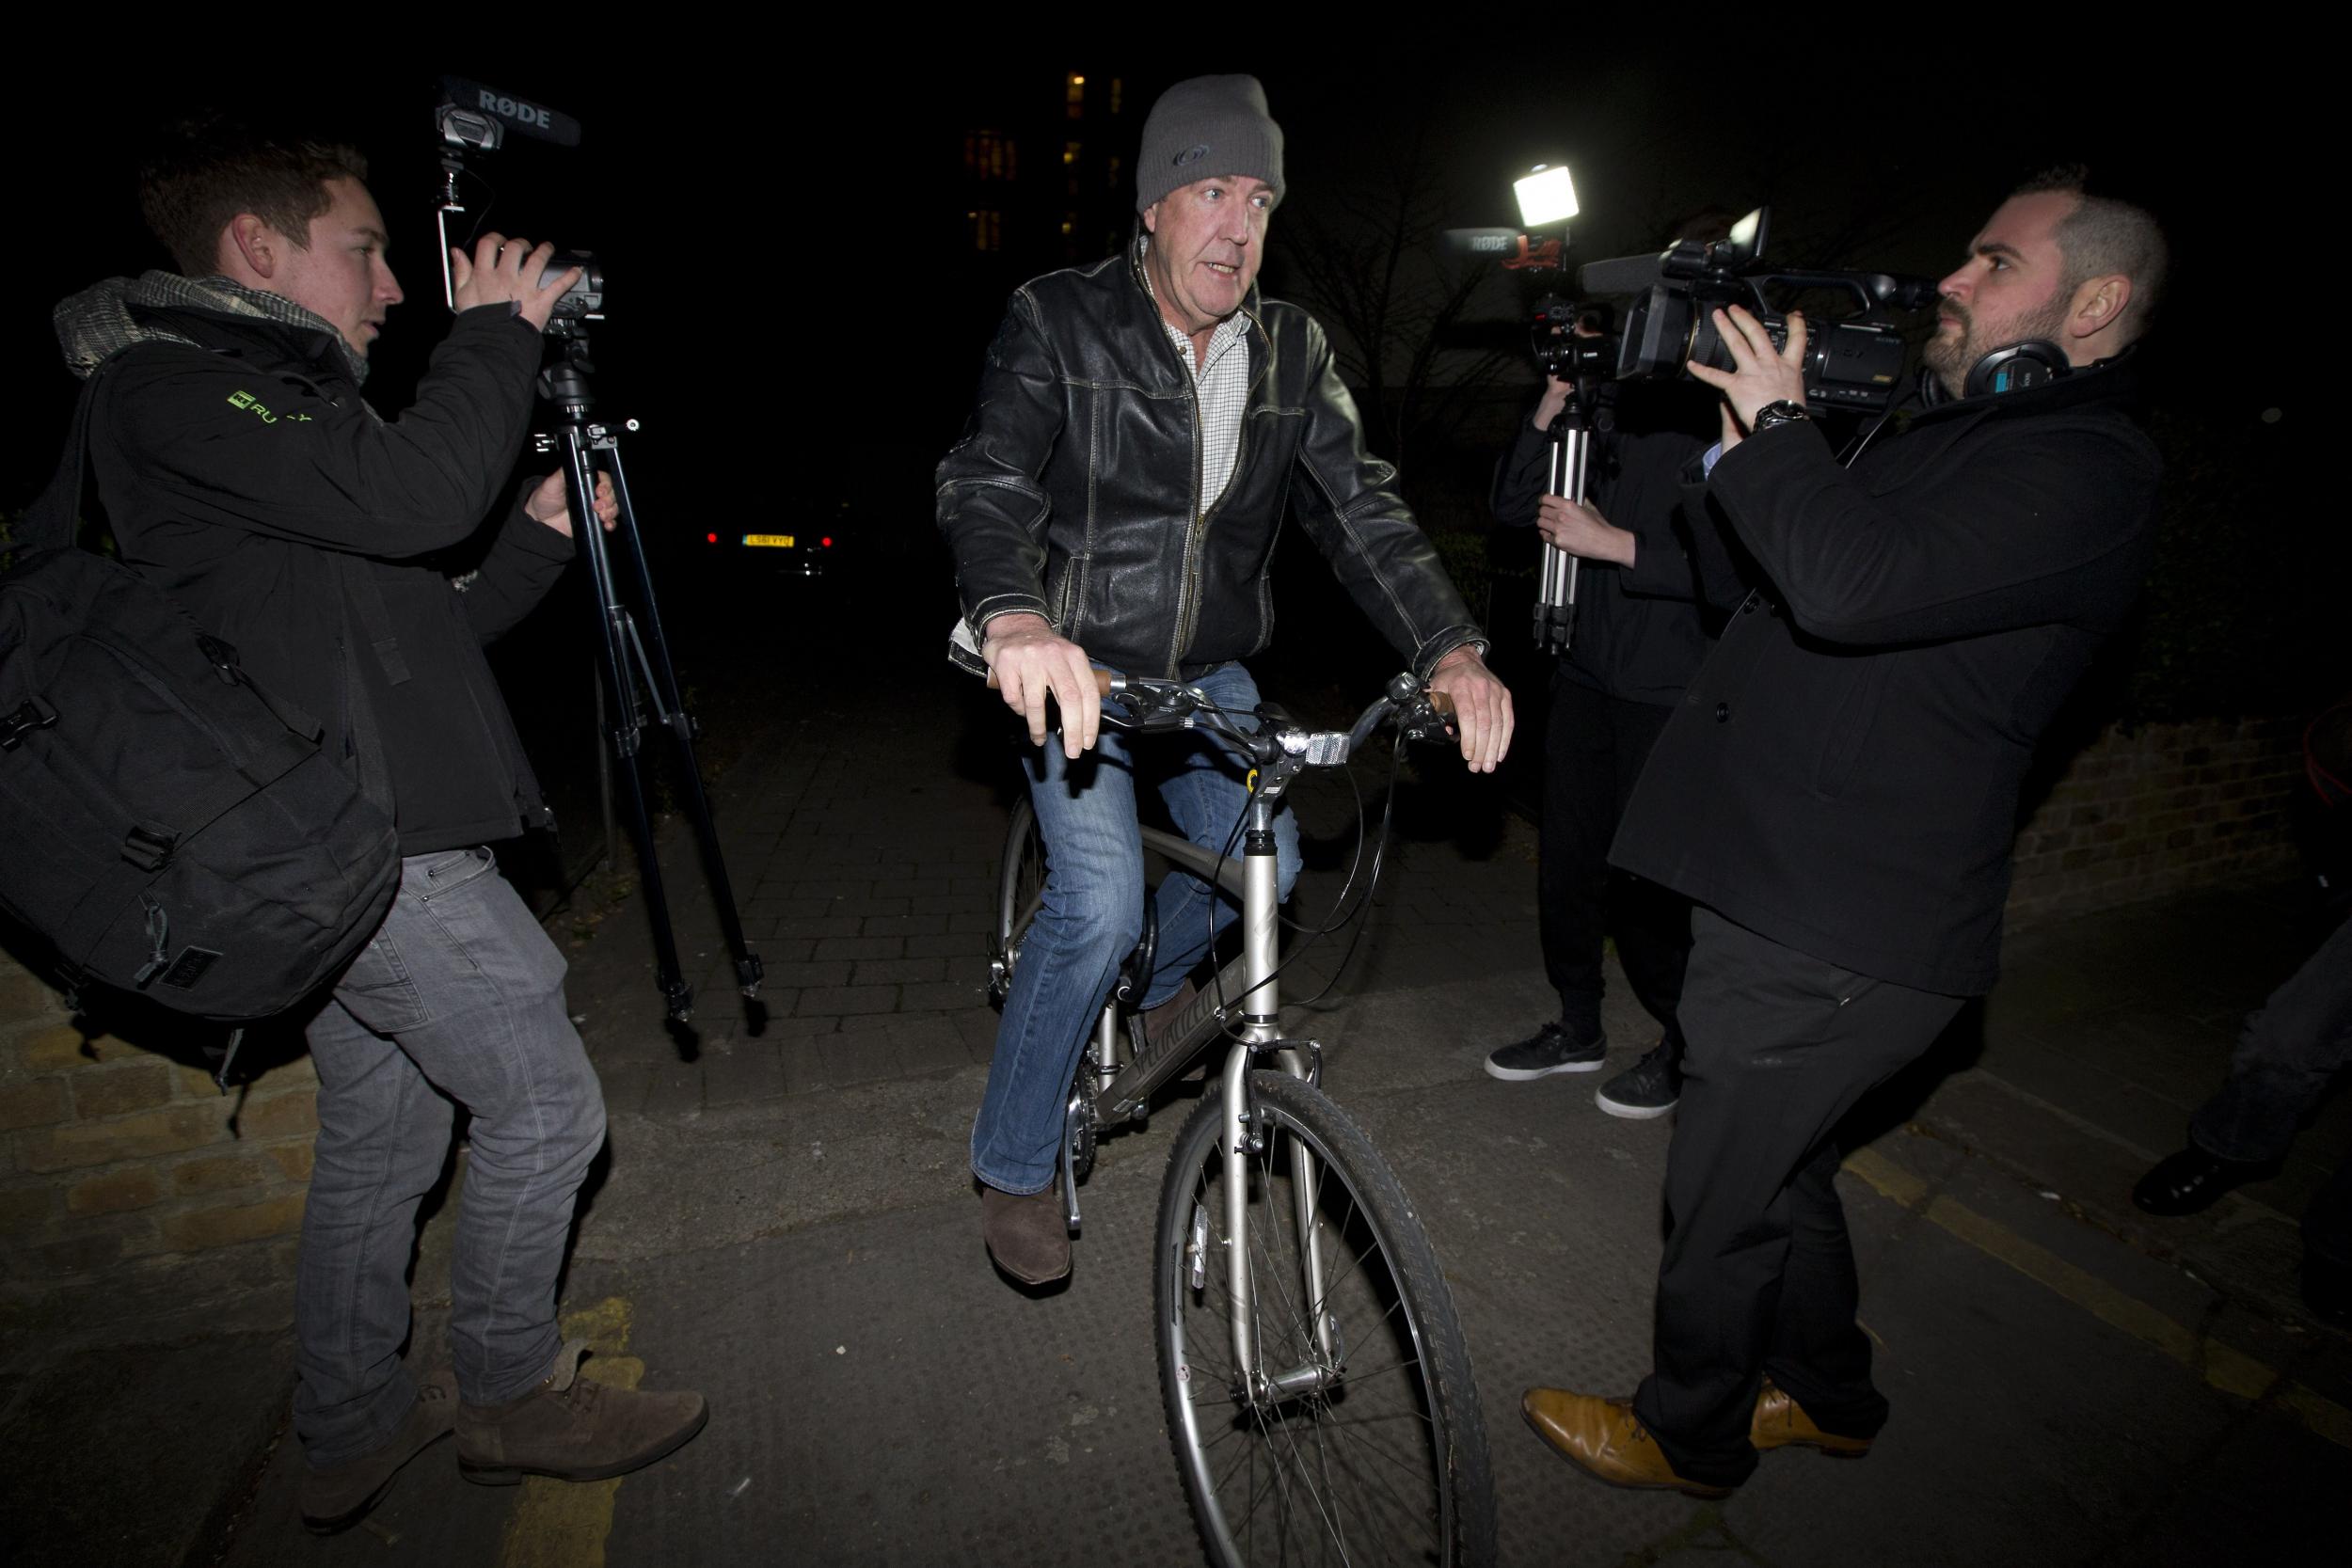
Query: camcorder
[
  {"left": 1530, "top": 209, "right": 1937, "bottom": 416},
  {"left": 432, "top": 76, "right": 604, "bottom": 337}
]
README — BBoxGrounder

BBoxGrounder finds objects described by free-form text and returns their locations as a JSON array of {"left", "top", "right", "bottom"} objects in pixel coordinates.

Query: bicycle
[{"left": 988, "top": 670, "right": 1498, "bottom": 1568}]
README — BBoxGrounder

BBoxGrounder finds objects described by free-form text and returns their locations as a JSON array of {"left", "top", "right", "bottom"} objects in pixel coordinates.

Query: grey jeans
[{"left": 292, "top": 847, "right": 606, "bottom": 1468}]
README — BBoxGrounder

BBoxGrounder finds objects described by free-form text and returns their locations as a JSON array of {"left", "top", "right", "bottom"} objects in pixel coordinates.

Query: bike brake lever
[{"left": 1396, "top": 696, "right": 1459, "bottom": 748}]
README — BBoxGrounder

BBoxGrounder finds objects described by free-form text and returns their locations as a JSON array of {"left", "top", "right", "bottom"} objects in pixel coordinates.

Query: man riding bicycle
[{"left": 938, "top": 73, "right": 1513, "bottom": 1286}]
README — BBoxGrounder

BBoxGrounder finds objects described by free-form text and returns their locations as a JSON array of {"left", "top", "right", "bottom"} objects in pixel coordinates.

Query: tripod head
[{"left": 537, "top": 330, "right": 599, "bottom": 419}]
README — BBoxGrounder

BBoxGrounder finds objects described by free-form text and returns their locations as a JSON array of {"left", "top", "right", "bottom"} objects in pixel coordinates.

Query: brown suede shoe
[
  {"left": 981, "top": 1182, "right": 1071, "bottom": 1284},
  {"left": 300, "top": 1368, "right": 456, "bottom": 1534},
  {"left": 1751, "top": 1377, "right": 1872, "bottom": 1457},
  {"left": 455, "top": 1341, "right": 708, "bottom": 1485},
  {"left": 1521, "top": 1388, "right": 1733, "bottom": 1498}
]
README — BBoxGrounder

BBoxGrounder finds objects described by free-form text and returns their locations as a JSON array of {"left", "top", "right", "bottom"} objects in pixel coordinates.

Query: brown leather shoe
[
  {"left": 1521, "top": 1388, "right": 1733, "bottom": 1498},
  {"left": 455, "top": 1341, "right": 707, "bottom": 1485},
  {"left": 981, "top": 1182, "right": 1070, "bottom": 1284},
  {"left": 1750, "top": 1378, "right": 1871, "bottom": 1457},
  {"left": 299, "top": 1368, "right": 456, "bottom": 1533}
]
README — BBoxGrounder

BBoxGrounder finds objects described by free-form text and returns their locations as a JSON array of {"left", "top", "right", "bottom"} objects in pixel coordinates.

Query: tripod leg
[
  {"left": 612, "top": 742, "right": 695, "bottom": 1022},
  {"left": 600, "top": 450, "right": 765, "bottom": 999},
  {"left": 559, "top": 430, "right": 696, "bottom": 1021}
]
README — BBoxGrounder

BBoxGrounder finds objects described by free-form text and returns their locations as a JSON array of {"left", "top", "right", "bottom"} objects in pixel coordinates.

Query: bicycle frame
[
  {"left": 993, "top": 672, "right": 1492, "bottom": 1559},
  {"left": 1043, "top": 678, "right": 1436, "bottom": 1402}
]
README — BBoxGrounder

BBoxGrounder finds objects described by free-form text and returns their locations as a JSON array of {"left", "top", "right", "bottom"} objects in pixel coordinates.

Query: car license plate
[{"left": 741, "top": 534, "right": 797, "bottom": 548}]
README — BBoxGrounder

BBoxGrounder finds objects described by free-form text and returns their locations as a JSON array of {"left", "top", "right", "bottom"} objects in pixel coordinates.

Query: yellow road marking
[
  {"left": 497, "top": 1296, "right": 645, "bottom": 1568},
  {"left": 1841, "top": 1146, "right": 2350, "bottom": 1451}
]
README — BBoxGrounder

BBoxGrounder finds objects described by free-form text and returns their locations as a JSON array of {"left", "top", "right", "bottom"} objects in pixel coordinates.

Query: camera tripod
[
  {"left": 538, "top": 333, "right": 762, "bottom": 1022},
  {"left": 1534, "top": 375, "right": 1598, "bottom": 657}
]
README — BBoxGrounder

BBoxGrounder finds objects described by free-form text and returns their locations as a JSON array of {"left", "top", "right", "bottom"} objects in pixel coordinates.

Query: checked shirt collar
[{"left": 1138, "top": 237, "right": 1250, "bottom": 513}]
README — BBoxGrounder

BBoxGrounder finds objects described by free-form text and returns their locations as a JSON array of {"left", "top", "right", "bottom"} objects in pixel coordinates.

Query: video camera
[
  {"left": 1553, "top": 209, "right": 1937, "bottom": 415},
  {"left": 432, "top": 76, "right": 603, "bottom": 337}
]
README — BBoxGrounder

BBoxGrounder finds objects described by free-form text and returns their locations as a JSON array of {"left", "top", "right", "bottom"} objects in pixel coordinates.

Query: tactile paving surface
[{"left": 600, "top": 1132, "right": 1212, "bottom": 1568}]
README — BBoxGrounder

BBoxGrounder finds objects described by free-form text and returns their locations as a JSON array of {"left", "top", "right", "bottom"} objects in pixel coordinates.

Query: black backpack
[{"left": 0, "top": 367, "right": 400, "bottom": 1036}]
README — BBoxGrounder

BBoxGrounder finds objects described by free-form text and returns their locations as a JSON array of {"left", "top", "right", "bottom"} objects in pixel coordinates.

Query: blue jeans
[
  {"left": 293, "top": 847, "right": 607, "bottom": 1468},
  {"left": 971, "top": 662, "right": 1302, "bottom": 1195}
]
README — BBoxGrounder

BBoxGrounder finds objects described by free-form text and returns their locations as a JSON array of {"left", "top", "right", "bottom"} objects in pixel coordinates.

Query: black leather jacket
[{"left": 938, "top": 246, "right": 1484, "bottom": 680}]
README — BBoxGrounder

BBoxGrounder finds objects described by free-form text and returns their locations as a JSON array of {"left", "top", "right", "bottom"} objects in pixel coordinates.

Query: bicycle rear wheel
[{"left": 1154, "top": 1069, "right": 1495, "bottom": 1567}]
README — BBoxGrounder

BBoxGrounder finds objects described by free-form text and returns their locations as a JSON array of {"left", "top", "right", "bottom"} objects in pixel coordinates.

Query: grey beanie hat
[{"left": 1135, "top": 74, "right": 1284, "bottom": 214}]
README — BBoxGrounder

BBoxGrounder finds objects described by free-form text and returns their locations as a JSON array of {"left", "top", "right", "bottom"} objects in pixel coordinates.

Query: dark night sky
[{"left": 8, "top": 40, "right": 2293, "bottom": 529}]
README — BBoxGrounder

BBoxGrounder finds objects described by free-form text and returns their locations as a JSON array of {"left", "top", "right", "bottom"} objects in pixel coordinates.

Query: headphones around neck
[
  {"left": 1966, "top": 339, "right": 2071, "bottom": 398},
  {"left": 1926, "top": 338, "right": 2073, "bottom": 404}
]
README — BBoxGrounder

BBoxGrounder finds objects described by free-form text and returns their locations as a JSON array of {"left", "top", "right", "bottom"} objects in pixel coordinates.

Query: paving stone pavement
[{"left": 6, "top": 651, "right": 2348, "bottom": 1567}]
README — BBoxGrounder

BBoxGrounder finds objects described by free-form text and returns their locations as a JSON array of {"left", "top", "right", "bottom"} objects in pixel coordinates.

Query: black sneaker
[
  {"left": 1596, "top": 1042, "right": 1680, "bottom": 1119},
  {"left": 1485, "top": 1022, "right": 1607, "bottom": 1081}
]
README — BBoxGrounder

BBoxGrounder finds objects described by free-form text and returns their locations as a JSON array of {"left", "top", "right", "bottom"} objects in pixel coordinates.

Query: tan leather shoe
[
  {"left": 1750, "top": 1378, "right": 1872, "bottom": 1457},
  {"left": 1521, "top": 1388, "right": 1733, "bottom": 1498}
]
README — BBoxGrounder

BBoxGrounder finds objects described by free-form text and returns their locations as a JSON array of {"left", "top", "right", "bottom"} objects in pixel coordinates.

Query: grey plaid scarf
[{"left": 54, "top": 270, "right": 369, "bottom": 385}]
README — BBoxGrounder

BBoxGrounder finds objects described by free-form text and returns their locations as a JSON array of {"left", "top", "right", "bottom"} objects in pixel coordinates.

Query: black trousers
[
  {"left": 1634, "top": 908, "right": 1965, "bottom": 1488},
  {"left": 2188, "top": 913, "right": 2352, "bottom": 1267},
  {"left": 1539, "top": 673, "right": 1692, "bottom": 1043}
]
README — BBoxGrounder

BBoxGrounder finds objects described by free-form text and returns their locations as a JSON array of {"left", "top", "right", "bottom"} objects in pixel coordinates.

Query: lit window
[
  {"left": 973, "top": 210, "right": 1003, "bottom": 251},
  {"left": 964, "top": 131, "right": 1017, "bottom": 182},
  {"left": 1110, "top": 79, "right": 1123, "bottom": 115},
  {"left": 1064, "top": 141, "right": 1081, "bottom": 166},
  {"left": 1066, "top": 72, "right": 1085, "bottom": 119}
]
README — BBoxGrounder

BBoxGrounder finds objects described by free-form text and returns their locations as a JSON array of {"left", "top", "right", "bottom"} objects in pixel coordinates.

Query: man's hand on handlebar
[
  {"left": 1427, "top": 645, "right": 1514, "bottom": 774},
  {"left": 982, "top": 612, "right": 1100, "bottom": 758}
]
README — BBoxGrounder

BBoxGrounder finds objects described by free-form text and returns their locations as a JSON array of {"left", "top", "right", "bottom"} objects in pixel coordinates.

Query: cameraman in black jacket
[
  {"left": 58, "top": 122, "right": 707, "bottom": 1534},
  {"left": 1483, "top": 372, "right": 1717, "bottom": 1117},
  {"left": 1522, "top": 168, "right": 2167, "bottom": 1497}
]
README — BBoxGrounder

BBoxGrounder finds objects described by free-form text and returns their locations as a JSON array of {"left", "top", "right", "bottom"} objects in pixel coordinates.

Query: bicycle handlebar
[
  {"left": 985, "top": 667, "right": 1456, "bottom": 767},
  {"left": 1101, "top": 671, "right": 1456, "bottom": 769}
]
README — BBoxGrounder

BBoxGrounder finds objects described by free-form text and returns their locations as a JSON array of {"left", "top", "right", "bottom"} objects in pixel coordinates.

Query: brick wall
[
  {"left": 0, "top": 952, "right": 320, "bottom": 1352},
  {"left": 2007, "top": 715, "right": 2307, "bottom": 926}
]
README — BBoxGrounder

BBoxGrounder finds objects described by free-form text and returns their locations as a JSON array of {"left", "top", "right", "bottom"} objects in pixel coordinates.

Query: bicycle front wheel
[{"left": 1154, "top": 1069, "right": 1496, "bottom": 1567}]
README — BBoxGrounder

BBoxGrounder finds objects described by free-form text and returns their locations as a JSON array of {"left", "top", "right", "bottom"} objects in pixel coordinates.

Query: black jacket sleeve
[
  {"left": 935, "top": 289, "right": 1062, "bottom": 631},
  {"left": 1603, "top": 428, "right": 1710, "bottom": 605},
  {"left": 100, "top": 306, "right": 546, "bottom": 560},
  {"left": 1675, "top": 475, "right": 1761, "bottom": 618},
  {"left": 460, "top": 503, "right": 578, "bottom": 644},
  {"left": 1707, "top": 416, "right": 2160, "bottom": 644}
]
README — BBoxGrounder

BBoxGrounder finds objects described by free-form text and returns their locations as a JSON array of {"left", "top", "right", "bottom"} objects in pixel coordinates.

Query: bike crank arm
[{"left": 1059, "top": 1092, "right": 1085, "bottom": 1236}]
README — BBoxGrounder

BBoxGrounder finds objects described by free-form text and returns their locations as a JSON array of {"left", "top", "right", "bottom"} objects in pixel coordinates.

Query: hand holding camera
[
  {"left": 447, "top": 231, "right": 582, "bottom": 333},
  {"left": 1687, "top": 305, "right": 1807, "bottom": 450}
]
